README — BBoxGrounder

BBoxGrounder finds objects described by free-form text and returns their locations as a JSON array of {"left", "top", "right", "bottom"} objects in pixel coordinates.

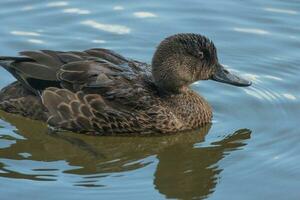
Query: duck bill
[{"left": 211, "top": 63, "right": 252, "bottom": 87}]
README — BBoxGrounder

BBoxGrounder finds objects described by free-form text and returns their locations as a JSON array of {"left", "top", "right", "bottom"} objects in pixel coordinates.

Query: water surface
[{"left": 0, "top": 0, "right": 299, "bottom": 199}]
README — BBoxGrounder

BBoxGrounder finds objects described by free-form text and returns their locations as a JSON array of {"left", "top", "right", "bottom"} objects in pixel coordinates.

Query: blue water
[{"left": 0, "top": 0, "right": 299, "bottom": 199}]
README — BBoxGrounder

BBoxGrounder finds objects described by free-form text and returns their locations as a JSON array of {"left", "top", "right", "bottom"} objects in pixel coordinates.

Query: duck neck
[{"left": 152, "top": 56, "right": 195, "bottom": 94}]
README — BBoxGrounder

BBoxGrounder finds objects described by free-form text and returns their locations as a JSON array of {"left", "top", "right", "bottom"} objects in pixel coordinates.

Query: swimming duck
[{"left": 0, "top": 33, "right": 251, "bottom": 135}]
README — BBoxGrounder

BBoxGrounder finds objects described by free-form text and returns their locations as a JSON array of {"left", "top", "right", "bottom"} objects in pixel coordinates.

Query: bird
[{"left": 0, "top": 33, "right": 251, "bottom": 135}]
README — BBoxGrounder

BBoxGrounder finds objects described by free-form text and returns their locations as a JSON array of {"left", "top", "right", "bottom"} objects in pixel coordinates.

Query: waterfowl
[{"left": 0, "top": 33, "right": 251, "bottom": 135}]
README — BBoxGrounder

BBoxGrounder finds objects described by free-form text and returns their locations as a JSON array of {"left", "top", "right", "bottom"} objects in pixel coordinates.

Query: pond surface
[{"left": 0, "top": 0, "right": 299, "bottom": 199}]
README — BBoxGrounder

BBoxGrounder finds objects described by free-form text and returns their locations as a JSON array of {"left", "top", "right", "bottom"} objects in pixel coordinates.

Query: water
[{"left": 0, "top": 0, "right": 299, "bottom": 199}]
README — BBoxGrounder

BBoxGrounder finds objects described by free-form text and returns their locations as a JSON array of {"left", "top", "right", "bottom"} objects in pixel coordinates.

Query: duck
[{"left": 0, "top": 33, "right": 251, "bottom": 135}]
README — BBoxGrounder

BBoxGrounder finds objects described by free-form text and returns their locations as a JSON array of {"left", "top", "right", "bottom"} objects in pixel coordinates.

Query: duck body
[
  {"left": 0, "top": 48, "right": 212, "bottom": 134},
  {"left": 0, "top": 33, "right": 250, "bottom": 135}
]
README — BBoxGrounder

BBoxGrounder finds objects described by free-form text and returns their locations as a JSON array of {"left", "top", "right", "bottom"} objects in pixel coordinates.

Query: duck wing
[
  {"left": 45, "top": 50, "right": 157, "bottom": 133},
  {"left": 1, "top": 48, "right": 158, "bottom": 134},
  {"left": 0, "top": 48, "right": 151, "bottom": 95}
]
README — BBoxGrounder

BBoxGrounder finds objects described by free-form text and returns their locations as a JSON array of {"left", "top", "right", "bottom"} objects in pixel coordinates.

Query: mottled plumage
[{"left": 0, "top": 33, "right": 251, "bottom": 135}]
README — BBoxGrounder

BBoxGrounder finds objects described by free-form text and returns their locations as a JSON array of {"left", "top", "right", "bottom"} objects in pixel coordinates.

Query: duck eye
[{"left": 198, "top": 51, "right": 204, "bottom": 59}]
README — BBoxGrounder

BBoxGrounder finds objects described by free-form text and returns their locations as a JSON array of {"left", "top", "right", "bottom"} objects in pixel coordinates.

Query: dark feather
[{"left": 0, "top": 48, "right": 148, "bottom": 94}]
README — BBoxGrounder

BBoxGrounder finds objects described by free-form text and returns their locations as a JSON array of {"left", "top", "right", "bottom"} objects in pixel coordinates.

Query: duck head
[{"left": 152, "top": 33, "right": 251, "bottom": 93}]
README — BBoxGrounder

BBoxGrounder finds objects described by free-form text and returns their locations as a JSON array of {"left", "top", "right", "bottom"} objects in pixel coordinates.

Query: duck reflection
[
  {"left": 154, "top": 128, "right": 250, "bottom": 199},
  {"left": 0, "top": 110, "right": 251, "bottom": 199}
]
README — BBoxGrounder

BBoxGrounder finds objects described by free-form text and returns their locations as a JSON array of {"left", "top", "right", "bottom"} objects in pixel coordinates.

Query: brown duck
[{"left": 0, "top": 33, "right": 251, "bottom": 135}]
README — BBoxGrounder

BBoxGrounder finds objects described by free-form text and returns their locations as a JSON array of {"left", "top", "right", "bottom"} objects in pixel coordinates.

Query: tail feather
[
  {"left": 0, "top": 56, "right": 34, "bottom": 63},
  {"left": 0, "top": 55, "right": 60, "bottom": 94},
  {"left": 0, "top": 56, "right": 34, "bottom": 69}
]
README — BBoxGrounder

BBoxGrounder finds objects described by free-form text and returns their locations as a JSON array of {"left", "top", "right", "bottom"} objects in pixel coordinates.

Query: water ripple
[
  {"left": 264, "top": 7, "right": 298, "bottom": 15},
  {"left": 47, "top": 1, "right": 69, "bottom": 8},
  {"left": 81, "top": 20, "right": 131, "bottom": 34},
  {"left": 244, "top": 85, "right": 297, "bottom": 102},
  {"left": 264, "top": 75, "right": 283, "bottom": 81},
  {"left": 63, "top": 8, "right": 91, "bottom": 15},
  {"left": 233, "top": 27, "right": 270, "bottom": 35},
  {"left": 282, "top": 93, "right": 297, "bottom": 100},
  {"left": 133, "top": 12, "right": 157, "bottom": 18},
  {"left": 21, "top": 6, "right": 35, "bottom": 11},
  {"left": 27, "top": 39, "right": 45, "bottom": 44},
  {"left": 92, "top": 39, "right": 106, "bottom": 44},
  {"left": 113, "top": 6, "right": 124, "bottom": 11},
  {"left": 10, "top": 31, "right": 40, "bottom": 37}
]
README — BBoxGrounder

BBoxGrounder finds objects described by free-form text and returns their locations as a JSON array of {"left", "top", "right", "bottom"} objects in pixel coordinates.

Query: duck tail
[
  {"left": 0, "top": 56, "right": 34, "bottom": 75},
  {"left": 0, "top": 56, "right": 33, "bottom": 64}
]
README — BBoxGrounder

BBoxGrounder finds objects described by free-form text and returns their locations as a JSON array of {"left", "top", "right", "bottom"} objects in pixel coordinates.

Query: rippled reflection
[
  {"left": 154, "top": 129, "right": 250, "bottom": 199},
  {"left": 0, "top": 111, "right": 251, "bottom": 199}
]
